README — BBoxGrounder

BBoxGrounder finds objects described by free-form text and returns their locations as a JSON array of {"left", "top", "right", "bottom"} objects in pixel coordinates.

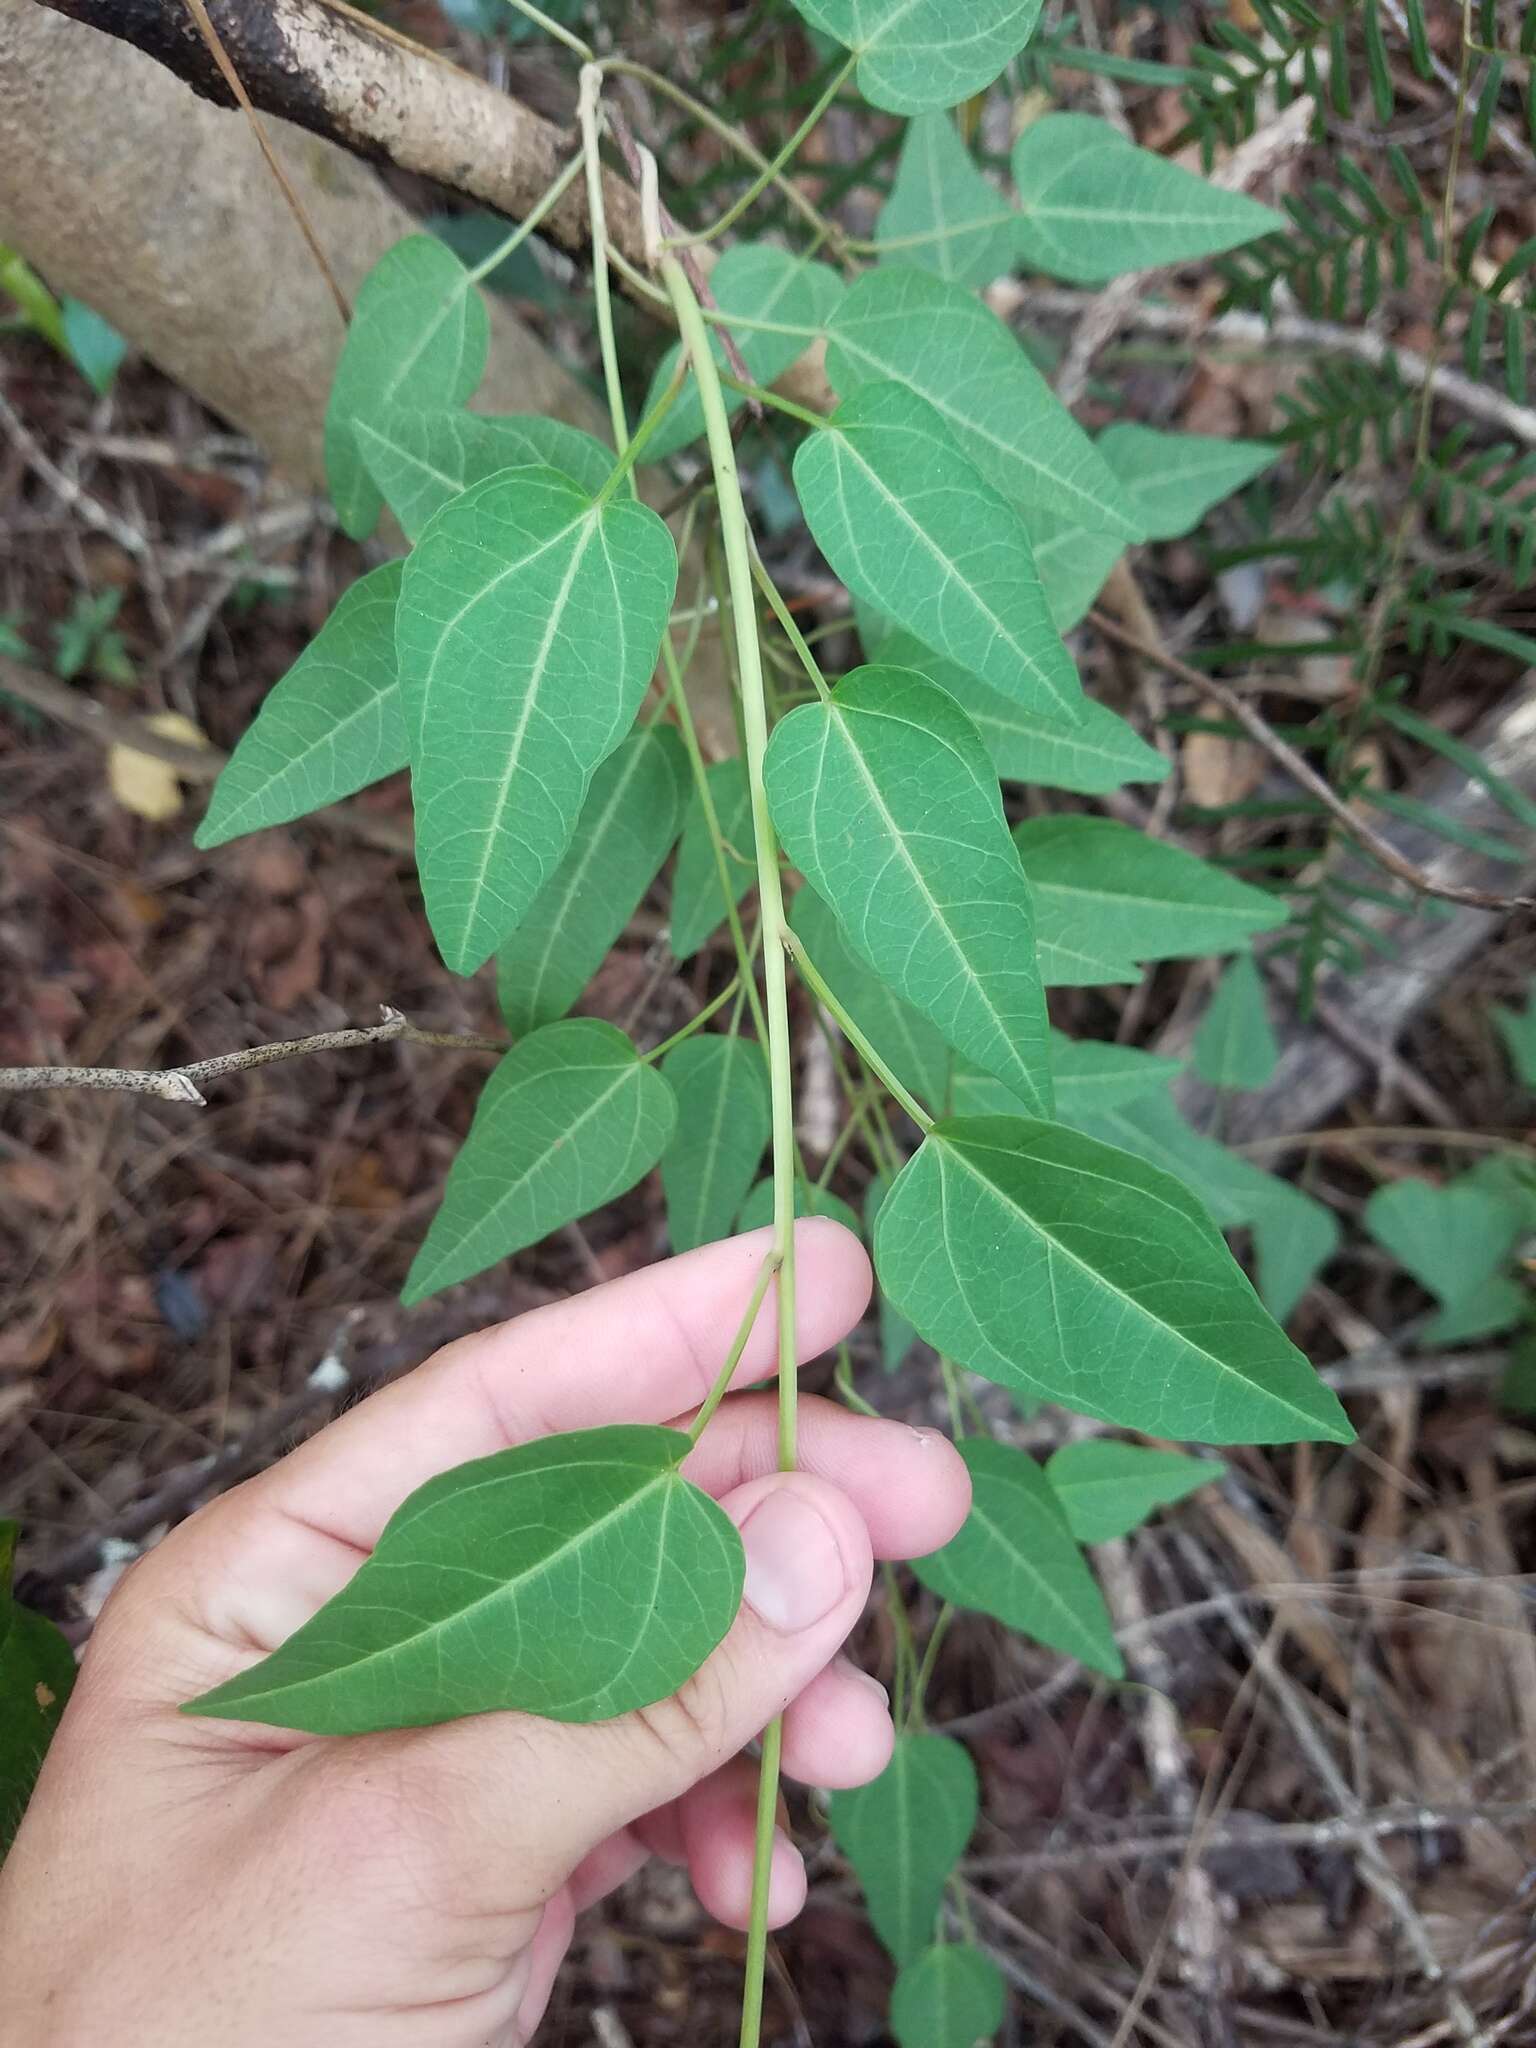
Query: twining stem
[
  {"left": 664, "top": 52, "right": 857, "bottom": 249},
  {"left": 578, "top": 66, "right": 632, "bottom": 460},
  {"left": 497, "top": 0, "right": 593, "bottom": 60},
  {"left": 750, "top": 546, "right": 832, "bottom": 704},
  {"left": 599, "top": 57, "right": 847, "bottom": 254},
  {"left": 464, "top": 150, "right": 586, "bottom": 285},
  {"left": 658, "top": 246, "right": 799, "bottom": 2048}
]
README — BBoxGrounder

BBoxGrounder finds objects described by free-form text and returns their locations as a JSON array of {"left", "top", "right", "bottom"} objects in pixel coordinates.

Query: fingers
[
  {"left": 679, "top": 1396, "right": 971, "bottom": 1563},
  {"left": 401, "top": 1470, "right": 874, "bottom": 1902},
  {"left": 247, "top": 1221, "right": 871, "bottom": 1551},
  {"left": 680, "top": 1759, "right": 805, "bottom": 1931},
  {"left": 779, "top": 1656, "right": 893, "bottom": 1789}
]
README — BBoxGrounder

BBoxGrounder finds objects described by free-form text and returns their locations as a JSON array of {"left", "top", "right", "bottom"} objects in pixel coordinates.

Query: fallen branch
[
  {"left": 1027, "top": 288, "right": 1536, "bottom": 447},
  {"left": 0, "top": 1005, "right": 505, "bottom": 1105},
  {"left": 36, "top": 0, "right": 648, "bottom": 270},
  {"left": 1088, "top": 608, "right": 1536, "bottom": 914}
]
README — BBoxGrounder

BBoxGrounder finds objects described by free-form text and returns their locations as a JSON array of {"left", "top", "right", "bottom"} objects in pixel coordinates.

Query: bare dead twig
[
  {"left": 180, "top": 0, "right": 349, "bottom": 322},
  {"left": 1087, "top": 609, "right": 1536, "bottom": 914},
  {"left": 0, "top": 1007, "right": 506, "bottom": 1106}
]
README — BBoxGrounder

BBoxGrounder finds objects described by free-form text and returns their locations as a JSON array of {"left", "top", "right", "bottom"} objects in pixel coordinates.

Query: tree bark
[
  {"left": 32, "top": 0, "right": 647, "bottom": 271},
  {"left": 0, "top": 0, "right": 604, "bottom": 489}
]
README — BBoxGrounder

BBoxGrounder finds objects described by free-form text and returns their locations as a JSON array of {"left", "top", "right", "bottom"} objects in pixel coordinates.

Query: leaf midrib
[{"left": 941, "top": 1134, "right": 1322, "bottom": 1427}]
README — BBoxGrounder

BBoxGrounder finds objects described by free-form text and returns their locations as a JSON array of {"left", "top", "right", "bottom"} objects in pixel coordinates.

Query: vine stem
[
  {"left": 578, "top": 66, "right": 632, "bottom": 461},
  {"left": 663, "top": 52, "right": 857, "bottom": 249},
  {"left": 784, "top": 930, "right": 935, "bottom": 1133},
  {"left": 658, "top": 242, "right": 798, "bottom": 2048}
]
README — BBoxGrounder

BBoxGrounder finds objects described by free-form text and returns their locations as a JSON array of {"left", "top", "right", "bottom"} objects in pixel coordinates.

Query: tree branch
[
  {"left": 34, "top": 0, "right": 648, "bottom": 271},
  {"left": 0, "top": 1006, "right": 505, "bottom": 1105}
]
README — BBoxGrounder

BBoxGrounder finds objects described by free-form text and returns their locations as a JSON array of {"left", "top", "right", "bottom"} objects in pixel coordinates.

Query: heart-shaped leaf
[
  {"left": 878, "top": 113, "right": 1017, "bottom": 288},
  {"left": 1045, "top": 1440, "right": 1220, "bottom": 1546},
  {"left": 793, "top": 382, "right": 1082, "bottom": 721},
  {"left": 404, "top": 1020, "right": 677, "bottom": 1302},
  {"left": 912, "top": 1438, "right": 1122, "bottom": 1675},
  {"left": 827, "top": 1732, "right": 978, "bottom": 1962},
  {"left": 874, "top": 1116, "right": 1353, "bottom": 1444},
  {"left": 196, "top": 563, "right": 407, "bottom": 847},
  {"left": 1011, "top": 114, "right": 1285, "bottom": 283},
  {"left": 792, "top": 0, "right": 1044, "bottom": 113},
  {"left": 1364, "top": 1177, "right": 1528, "bottom": 1333},
  {"left": 767, "top": 669, "right": 1052, "bottom": 1116},
  {"left": 185, "top": 1425, "right": 743, "bottom": 1732},
  {"left": 891, "top": 1943, "right": 1006, "bottom": 2048},
  {"left": 325, "top": 236, "right": 489, "bottom": 538},
  {"left": 398, "top": 467, "right": 677, "bottom": 974},
  {"left": 357, "top": 406, "right": 614, "bottom": 540},
  {"left": 825, "top": 268, "right": 1141, "bottom": 540},
  {"left": 498, "top": 728, "right": 687, "bottom": 1036},
  {"left": 661, "top": 1035, "right": 773, "bottom": 1253}
]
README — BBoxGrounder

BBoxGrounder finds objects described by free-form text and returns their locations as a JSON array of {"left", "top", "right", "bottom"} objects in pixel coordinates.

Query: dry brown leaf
[
  {"left": 1182, "top": 728, "right": 1264, "bottom": 806},
  {"left": 106, "top": 711, "right": 210, "bottom": 821}
]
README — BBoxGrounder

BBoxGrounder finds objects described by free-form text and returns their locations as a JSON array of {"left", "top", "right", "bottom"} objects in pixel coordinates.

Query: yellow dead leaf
[
  {"left": 1182, "top": 728, "right": 1264, "bottom": 807},
  {"left": 107, "top": 711, "right": 209, "bottom": 822}
]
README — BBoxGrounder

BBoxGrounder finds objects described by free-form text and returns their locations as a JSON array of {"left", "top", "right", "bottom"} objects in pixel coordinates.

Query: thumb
[{"left": 395, "top": 1471, "right": 874, "bottom": 1903}]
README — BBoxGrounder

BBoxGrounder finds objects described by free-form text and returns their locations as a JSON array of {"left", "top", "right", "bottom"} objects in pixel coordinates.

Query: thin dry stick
[
  {"left": 1172, "top": 1528, "right": 1487, "bottom": 2047},
  {"left": 1087, "top": 608, "right": 1536, "bottom": 914},
  {"left": 0, "top": 1007, "right": 504, "bottom": 1106},
  {"left": 181, "top": 0, "right": 350, "bottom": 323}
]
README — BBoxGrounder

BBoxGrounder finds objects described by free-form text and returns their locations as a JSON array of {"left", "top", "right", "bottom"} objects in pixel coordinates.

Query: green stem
[
  {"left": 686, "top": 1248, "right": 783, "bottom": 1446},
  {"left": 784, "top": 930, "right": 934, "bottom": 1134},
  {"left": 659, "top": 632, "right": 772, "bottom": 1048},
  {"left": 643, "top": 976, "right": 742, "bottom": 1065},
  {"left": 751, "top": 547, "right": 832, "bottom": 703},
  {"left": 596, "top": 356, "right": 686, "bottom": 505},
  {"left": 722, "top": 377, "right": 830, "bottom": 432},
  {"left": 599, "top": 57, "right": 848, "bottom": 255},
  {"left": 464, "top": 150, "right": 587, "bottom": 285},
  {"left": 907, "top": 1605, "right": 954, "bottom": 1732},
  {"left": 578, "top": 67, "right": 631, "bottom": 463},
  {"left": 497, "top": 0, "right": 592, "bottom": 60},
  {"left": 736, "top": 1714, "right": 785, "bottom": 2047},
  {"left": 664, "top": 53, "right": 857, "bottom": 249},
  {"left": 659, "top": 247, "right": 800, "bottom": 2048}
]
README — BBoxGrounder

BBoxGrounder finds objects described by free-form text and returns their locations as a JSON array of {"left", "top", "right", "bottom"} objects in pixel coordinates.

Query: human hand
[{"left": 0, "top": 1222, "right": 969, "bottom": 2046}]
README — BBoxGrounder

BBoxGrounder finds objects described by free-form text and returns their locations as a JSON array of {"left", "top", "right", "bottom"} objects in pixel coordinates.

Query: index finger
[{"left": 248, "top": 1220, "right": 872, "bottom": 1552}]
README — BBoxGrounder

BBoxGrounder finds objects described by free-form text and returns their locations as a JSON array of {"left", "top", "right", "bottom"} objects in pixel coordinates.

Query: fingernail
[{"left": 740, "top": 1489, "right": 846, "bottom": 1634}]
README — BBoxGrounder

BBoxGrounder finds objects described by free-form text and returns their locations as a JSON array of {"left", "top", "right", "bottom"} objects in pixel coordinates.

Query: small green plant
[
  {"left": 0, "top": 1524, "right": 75, "bottom": 1854},
  {"left": 45, "top": 7, "right": 1364, "bottom": 2039}
]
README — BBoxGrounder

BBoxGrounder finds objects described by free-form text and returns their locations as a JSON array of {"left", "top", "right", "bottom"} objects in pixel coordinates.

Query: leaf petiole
[
  {"left": 783, "top": 929, "right": 935, "bottom": 1134},
  {"left": 685, "top": 1247, "right": 783, "bottom": 1448},
  {"left": 642, "top": 977, "right": 742, "bottom": 1066}
]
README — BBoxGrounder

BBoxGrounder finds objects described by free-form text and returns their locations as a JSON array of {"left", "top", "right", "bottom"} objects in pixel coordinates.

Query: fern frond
[
  {"left": 1274, "top": 354, "right": 1417, "bottom": 470},
  {"left": 1414, "top": 430, "right": 1536, "bottom": 582},
  {"left": 1219, "top": 152, "right": 1435, "bottom": 321}
]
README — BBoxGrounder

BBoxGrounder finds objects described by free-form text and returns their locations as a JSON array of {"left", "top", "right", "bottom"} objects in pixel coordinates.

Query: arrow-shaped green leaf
[
  {"left": 397, "top": 467, "right": 677, "bottom": 975},
  {"left": 826, "top": 1732, "right": 978, "bottom": 1962},
  {"left": 891, "top": 1944, "right": 1006, "bottom": 2048},
  {"left": 793, "top": 382, "right": 1082, "bottom": 722},
  {"left": 404, "top": 1020, "right": 677, "bottom": 1303},
  {"left": 912, "top": 1438, "right": 1123, "bottom": 1676},
  {"left": 766, "top": 668, "right": 1053, "bottom": 1116},
  {"left": 325, "top": 236, "right": 489, "bottom": 538},
  {"left": 874, "top": 1115, "right": 1353, "bottom": 1444},
  {"left": 1011, "top": 113, "right": 1285, "bottom": 284},
  {"left": 1045, "top": 1439, "right": 1220, "bottom": 1546},
  {"left": 878, "top": 112, "right": 1018, "bottom": 288},
  {"left": 825, "top": 267, "right": 1142, "bottom": 539},
  {"left": 791, "top": 0, "right": 1044, "bottom": 113},
  {"left": 498, "top": 727, "right": 687, "bottom": 1037},
  {"left": 196, "top": 562, "right": 406, "bottom": 847},
  {"left": 185, "top": 1424, "right": 742, "bottom": 1732},
  {"left": 357, "top": 406, "right": 614, "bottom": 541}
]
